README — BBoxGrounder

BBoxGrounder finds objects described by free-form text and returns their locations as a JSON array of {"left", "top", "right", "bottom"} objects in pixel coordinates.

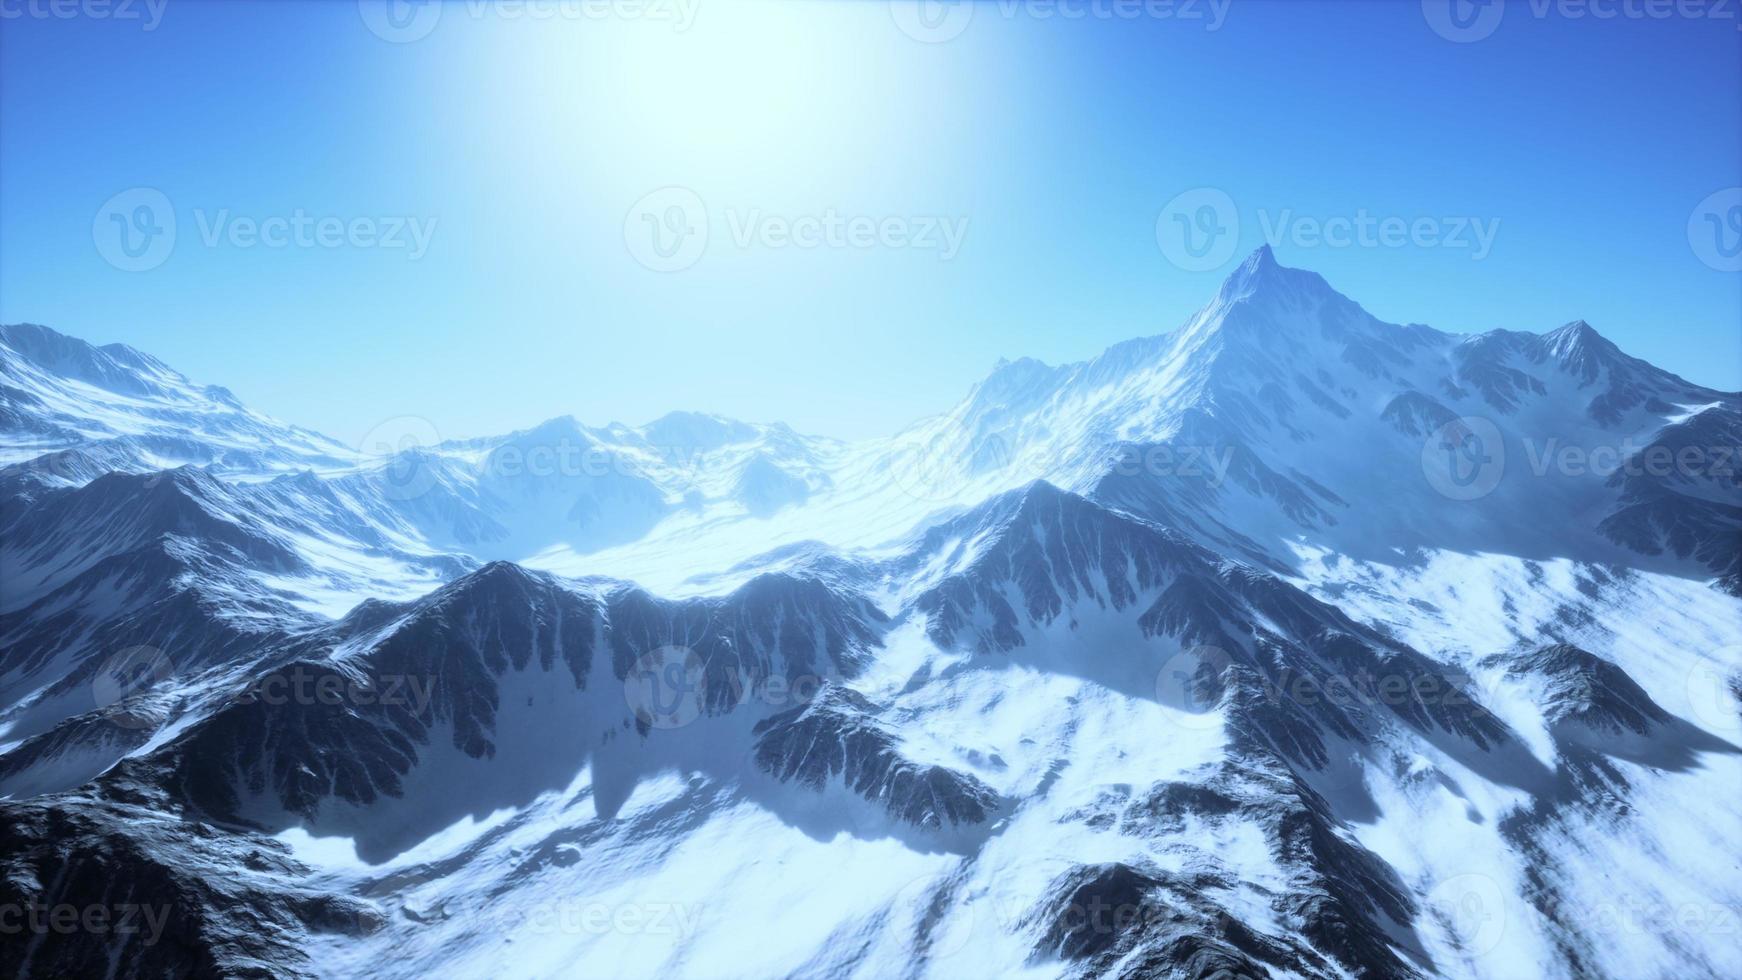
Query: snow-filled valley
[{"left": 2, "top": 248, "right": 1738, "bottom": 979}]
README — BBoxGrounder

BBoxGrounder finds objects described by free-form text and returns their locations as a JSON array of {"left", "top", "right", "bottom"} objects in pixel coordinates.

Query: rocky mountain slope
[{"left": 2, "top": 251, "right": 1737, "bottom": 979}]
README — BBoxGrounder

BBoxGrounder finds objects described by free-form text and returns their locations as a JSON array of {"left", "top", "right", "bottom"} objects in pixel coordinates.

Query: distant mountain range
[{"left": 3, "top": 248, "right": 1738, "bottom": 979}]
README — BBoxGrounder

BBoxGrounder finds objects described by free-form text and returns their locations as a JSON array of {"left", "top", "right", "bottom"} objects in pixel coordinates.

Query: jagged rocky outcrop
[
  {"left": 1502, "top": 644, "right": 1670, "bottom": 737},
  {"left": 165, "top": 563, "right": 889, "bottom": 825},
  {"left": 1381, "top": 390, "right": 1459, "bottom": 438},
  {"left": 0, "top": 466, "right": 458, "bottom": 756},
  {"left": 0, "top": 766, "right": 373, "bottom": 980},
  {"left": 911, "top": 482, "right": 1217, "bottom": 654},
  {"left": 911, "top": 482, "right": 1512, "bottom": 766},
  {"left": 752, "top": 685, "right": 1000, "bottom": 828},
  {"left": 1597, "top": 403, "right": 1742, "bottom": 584},
  {"left": 1121, "top": 756, "right": 1422, "bottom": 978}
]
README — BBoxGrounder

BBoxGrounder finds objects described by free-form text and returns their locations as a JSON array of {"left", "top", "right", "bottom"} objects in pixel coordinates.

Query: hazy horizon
[{"left": 4, "top": 0, "right": 1739, "bottom": 448}]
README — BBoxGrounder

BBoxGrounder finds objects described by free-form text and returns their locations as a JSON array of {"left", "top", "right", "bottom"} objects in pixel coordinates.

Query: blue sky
[{"left": 2, "top": 0, "right": 1738, "bottom": 445}]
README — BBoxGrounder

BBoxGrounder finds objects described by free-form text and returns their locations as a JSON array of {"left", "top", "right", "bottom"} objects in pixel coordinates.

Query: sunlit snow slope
[{"left": 1, "top": 250, "right": 1737, "bottom": 980}]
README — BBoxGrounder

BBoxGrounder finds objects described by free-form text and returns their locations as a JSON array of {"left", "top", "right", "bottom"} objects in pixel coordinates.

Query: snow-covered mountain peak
[
  {"left": 635, "top": 410, "right": 763, "bottom": 451},
  {"left": 1208, "top": 244, "right": 1340, "bottom": 313},
  {"left": 0, "top": 322, "right": 180, "bottom": 396},
  {"left": 3, "top": 254, "right": 1740, "bottom": 979},
  {"left": 1534, "top": 318, "right": 1626, "bottom": 380},
  {"left": 0, "top": 322, "right": 354, "bottom": 474},
  {"left": 1217, "top": 242, "right": 1283, "bottom": 293},
  {"left": 1543, "top": 317, "right": 1601, "bottom": 344}
]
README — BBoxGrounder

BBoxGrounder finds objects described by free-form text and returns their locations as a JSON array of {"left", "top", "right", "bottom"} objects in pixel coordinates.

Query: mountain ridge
[{"left": 2, "top": 252, "right": 1738, "bottom": 979}]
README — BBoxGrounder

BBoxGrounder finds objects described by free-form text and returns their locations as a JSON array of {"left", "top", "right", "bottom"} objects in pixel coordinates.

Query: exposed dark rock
[{"left": 752, "top": 686, "right": 1000, "bottom": 829}]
